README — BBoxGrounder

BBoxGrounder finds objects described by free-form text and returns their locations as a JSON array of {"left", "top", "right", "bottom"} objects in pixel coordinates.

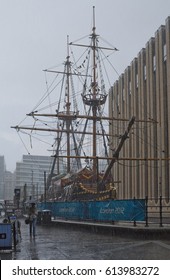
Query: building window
[
  {"left": 163, "top": 44, "right": 167, "bottom": 61},
  {"left": 153, "top": 55, "right": 156, "bottom": 71},
  {"left": 129, "top": 80, "right": 131, "bottom": 95},
  {"left": 117, "top": 93, "right": 119, "bottom": 106},
  {"left": 122, "top": 88, "right": 125, "bottom": 101},
  {"left": 144, "top": 65, "right": 147, "bottom": 80},
  {"left": 136, "top": 73, "right": 138, "bottom": 88}
]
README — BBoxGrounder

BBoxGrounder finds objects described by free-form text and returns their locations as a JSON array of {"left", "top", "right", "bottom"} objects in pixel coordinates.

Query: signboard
[
  {"left": 0, "top": 223, "right": 12, "bottom": 250},
  {"left": 14, "top": 189, "right": 20, "bottom": 199}
]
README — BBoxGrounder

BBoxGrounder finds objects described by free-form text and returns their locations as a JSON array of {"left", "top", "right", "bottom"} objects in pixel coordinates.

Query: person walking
[{"left": 28, "top": 203, "right": 37, "bottom": 237}]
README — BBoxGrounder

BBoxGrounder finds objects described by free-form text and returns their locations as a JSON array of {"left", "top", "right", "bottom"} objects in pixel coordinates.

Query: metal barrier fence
[
  {"left": 145, "top": 196, "right": 170, "bottom": 227},
  {"left": 38, "top": 197, "right": 170, "bottom": 227}
]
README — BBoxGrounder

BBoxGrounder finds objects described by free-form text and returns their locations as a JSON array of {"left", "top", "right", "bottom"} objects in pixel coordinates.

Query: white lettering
[
  {"left": 59, "top": 207, "right": 75, "bottom": 213},
  {"left": 100, "top": 207, "right": 125, "bottom": 215}
]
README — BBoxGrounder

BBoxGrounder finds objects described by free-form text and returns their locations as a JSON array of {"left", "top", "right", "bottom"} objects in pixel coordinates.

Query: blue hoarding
[{"left": 38, "top": 199, "right": 145, "bottom": 222}]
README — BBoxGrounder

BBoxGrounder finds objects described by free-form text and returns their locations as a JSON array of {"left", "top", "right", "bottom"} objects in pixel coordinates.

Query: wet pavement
[{"left": 0, "top": 219, "right": 170, "bottom": 260}]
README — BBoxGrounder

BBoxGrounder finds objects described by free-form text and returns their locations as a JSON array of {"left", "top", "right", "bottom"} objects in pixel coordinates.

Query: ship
[{"left": 12, "top": 7, "right": 135, "bottom": 202}]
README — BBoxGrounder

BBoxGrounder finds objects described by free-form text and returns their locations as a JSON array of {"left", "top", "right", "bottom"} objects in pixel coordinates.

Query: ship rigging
[{"left": 12, "top": 7, "right": 135, "bottom": 201}]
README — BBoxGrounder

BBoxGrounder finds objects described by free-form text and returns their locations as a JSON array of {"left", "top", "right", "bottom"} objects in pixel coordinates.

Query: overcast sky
[{"left": 0, "top": 0, "right": 170, "bottom": 172}]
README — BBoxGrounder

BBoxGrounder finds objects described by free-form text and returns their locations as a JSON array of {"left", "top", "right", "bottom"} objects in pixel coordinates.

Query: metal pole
[
  {"left": 37, "top": 183, "right": 39, "bottom": 201},
  {"left": 145, "top": 196, "right": 149, "bottom": 227},
  {"left": 12, "top": 222, "right": 17, "bottom": 248},
  {"left": 159, "top": 195, "right": 163, "bottom": 227},
  {"left": 133, "top": 196, "right": 136, "bottom": 227},
  {"left": 44, "top": 171, "right": 47, "bottom": 204}
]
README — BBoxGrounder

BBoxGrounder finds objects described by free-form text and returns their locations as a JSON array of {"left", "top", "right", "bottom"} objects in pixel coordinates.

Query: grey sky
[{"left": 0, "top": 0, "right": 170, "bottom": 172}]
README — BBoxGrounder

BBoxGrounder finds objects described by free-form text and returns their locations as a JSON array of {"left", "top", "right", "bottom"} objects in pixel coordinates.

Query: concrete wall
[{"left": 109, "top": 17, "right": 170, "bottom": 204}]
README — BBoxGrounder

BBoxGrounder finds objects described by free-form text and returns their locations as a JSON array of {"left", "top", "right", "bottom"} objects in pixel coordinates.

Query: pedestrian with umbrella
[{"left": 28, "top": 202, "right": 37, "bottom": 237}]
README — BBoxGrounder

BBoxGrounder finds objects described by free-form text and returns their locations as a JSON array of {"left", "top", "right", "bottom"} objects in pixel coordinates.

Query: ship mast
[
  {"left": 46, "top": 36, "right": 73, "bottom": 176},
  {"left": 92, "top": 6, "right": 97, "bottom": 174},
  {"left": 45, "top": 36, "right": 82, "bottom": 179},
  {"left": 81, "top": 6, "right": 107, "bottom": 178},
  {"left": 65, "top": 35, "right": 71, "bottom": 172}
]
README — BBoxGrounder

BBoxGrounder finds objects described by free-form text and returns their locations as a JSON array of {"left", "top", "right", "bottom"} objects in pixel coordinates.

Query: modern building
[
  {"left": 4, "top": 171, "right": 15, "bottom": 200},
  {"left": 15, "top": 155, "right": 53, "bottom": 201},
  {"left": 0, "top": 156, "right": 5, "bottom": 200},
  {"left": 109, "top": 17, "right": 170, "bottom": 203},
  {"left": 0, "top": 156, "right": 15, "bottom": 201}
]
